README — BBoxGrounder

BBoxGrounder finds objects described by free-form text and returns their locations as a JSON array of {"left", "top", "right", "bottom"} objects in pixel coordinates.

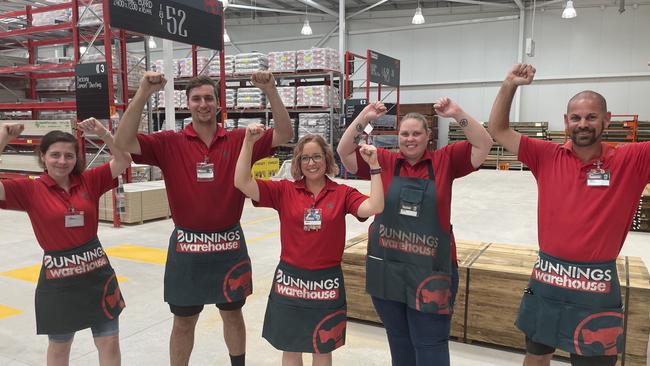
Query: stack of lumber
[
  {"left": 99, "top": 181, "right": 170, "bottom": 224},
  {"left": 342, "top": 235, "right": 650, "bottom": 366},
  {"left": 631, "top": 184, "right": 650, "bottom": 232}
]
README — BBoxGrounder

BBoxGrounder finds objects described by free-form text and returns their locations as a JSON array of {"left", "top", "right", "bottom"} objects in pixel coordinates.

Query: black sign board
[
  {"left": 368, "top": 50, "right": 400, "bottom": 87},
  {"left": 345, "top": 98, "right": 368, "bottom": 120},
  {"left": 76, "top": 62, "right": 109, "bottom": 120},
  {"left": 109, "top": 0, "right": 223, "bottom": 50}
]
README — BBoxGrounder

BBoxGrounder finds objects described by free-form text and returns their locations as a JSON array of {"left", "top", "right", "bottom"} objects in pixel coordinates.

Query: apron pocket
[
  {"left": 400, "top": 187, "right": 425, "bottom": 204},
  {"left": 515, "top": 292, "right": 561, "bottom": 348},
  {"left": 366, "top": 255, "right": 386, "bottom": 299}
]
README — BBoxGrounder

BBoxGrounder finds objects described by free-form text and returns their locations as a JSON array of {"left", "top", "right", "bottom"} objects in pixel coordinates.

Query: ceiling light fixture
[
  {"left": 562, "top": 0, "right": 577, "bottom": 18},
  {"left": 148, "top": 36, "right": 157, "bottom": 48},
  {"left": 412, "top": 0, "right": 425, "bottom": 24},
  {"left": 301, "top": 5, "right": 312, "bottom": 35},
  {"left": 223, "top": 28, "right": 231, "bottom": 43}
]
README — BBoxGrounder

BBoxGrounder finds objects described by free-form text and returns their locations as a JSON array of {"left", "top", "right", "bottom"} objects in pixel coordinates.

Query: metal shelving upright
[{"left": 0, "top": 0, "right": 150, "bottom": 227}]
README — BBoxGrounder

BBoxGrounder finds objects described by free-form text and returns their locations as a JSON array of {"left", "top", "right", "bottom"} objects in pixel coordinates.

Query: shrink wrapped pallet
[
  {"left": 296, "top": 85, "right": 338, "bottom": 108},
  {"left": 234, "top": 52, "right": 268, "bottom": 74},
  {"left": 236, "top": 88, "right": 265, "bottom": 109},
  {"left": 268, "top": 51, "right": 296, "bottom": 73},
  {"left": 296, "top": 48, "right": 339, "bottom": 71},
  {"left": 298, "top": 113, "right": 331, "bottom": 140},
  {"left": 267, "top": 87, "right": 295, "bottom": 108}
]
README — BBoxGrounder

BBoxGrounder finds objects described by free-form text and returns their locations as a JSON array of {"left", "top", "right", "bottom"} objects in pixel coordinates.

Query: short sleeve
[
  {"left": 439, "top": 140, "right": 475, "bottom": 179},
  {"left": 133, "top": 131, "right": 175, "bottom": 166},
  {"left": 253, "top": 179, "right": 289, "bottom": 210},
  {"left": 82, "top": 163, "right": 118, "bottom": 201},
  {"left": 0, "top": 178, "right": 35, "bottom": 211},
  {"left": 518, "top": 135, "right": 558, "bottom": 174},
  {"left": 344, "top": 185, "right": 369, "bottom": 221}
]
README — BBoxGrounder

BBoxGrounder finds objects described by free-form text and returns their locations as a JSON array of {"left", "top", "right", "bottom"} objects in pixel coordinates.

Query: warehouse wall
[{"left": 146, "top": 1, "right": 650, "bottom": 144}]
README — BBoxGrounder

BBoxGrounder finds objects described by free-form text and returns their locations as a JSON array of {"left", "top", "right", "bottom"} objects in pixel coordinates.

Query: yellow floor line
[
  {"left": 104, "top": 245, "right": 167, "bottom": 265},
  {"left": 246, "top": 231, "right": 279, "bottom": 243},
  {"left": 0, "top": 304, "right": 22, "bottom": 319},
  {"left": 1, "top": 264, "right": 128, "bottom": 283},
  {"left": 241, "top": 215, "right": 277, "bottom": 227}
]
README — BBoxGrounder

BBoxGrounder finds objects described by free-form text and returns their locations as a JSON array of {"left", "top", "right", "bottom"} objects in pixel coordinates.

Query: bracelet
[{"left": 369, "top": 167, "right": 382, "bottom": 175}]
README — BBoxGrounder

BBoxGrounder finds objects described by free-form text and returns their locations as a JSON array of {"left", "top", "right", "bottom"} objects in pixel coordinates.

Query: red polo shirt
[
  {"left": 0, "top": 164, "right": 116, "bottom": 251},
  {"left": 133, "top": 124, "right": 274, "bottom": 231},
  {"left": 355, "top": 141, "right": 476, "bottom": 263},
  {"left": 253, "top": 177, "right": 368, "bottom": 270},
  {"left": 519, "top": 136, "right": 650, "bottom": 262}
]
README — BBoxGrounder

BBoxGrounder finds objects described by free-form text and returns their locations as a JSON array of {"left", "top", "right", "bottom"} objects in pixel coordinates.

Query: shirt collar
[
  {"left": 39, "top": 172, "right": 81, "bottom": 190},
  {"left": 561, "top": 140, "right": 615, "bottom": 164},
  {"left": 295, "top": 176, "right": 338, "bottom": 191},
  {"left": 396, "top": 149, "right": 433, "bottom": 166},
  {"left": 182, "top": 122, "right": 226, "bottom": 144}
]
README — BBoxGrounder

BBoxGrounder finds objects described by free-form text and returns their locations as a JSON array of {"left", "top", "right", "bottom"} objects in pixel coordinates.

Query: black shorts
[
  {"left": 169, "top": 299, "right": 246, "bottom": 317},
  {"left": 525, "top": 337, "right": 617, "bottom": 366}
]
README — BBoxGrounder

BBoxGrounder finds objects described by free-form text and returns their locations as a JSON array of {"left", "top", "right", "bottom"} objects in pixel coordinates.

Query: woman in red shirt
[
  {"left": 235, "top": 126, "right": 384, "bottom": 366},
  {"left": 337, "top": 98, "right": 493, "bottom": 366},
  {"left": 0, "top": 119, "right": 131, "bottom": 366}
]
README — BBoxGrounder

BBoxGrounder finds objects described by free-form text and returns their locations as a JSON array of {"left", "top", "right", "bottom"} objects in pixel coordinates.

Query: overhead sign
[
  {"left": 76, "top": 62, "right": 109, "bottom": 120},
  {"left": 368, "top": 50, "right": 400, "bottom": 87},
  {"left": 109, "top": 0, "right": 223, "bottom": 50}
]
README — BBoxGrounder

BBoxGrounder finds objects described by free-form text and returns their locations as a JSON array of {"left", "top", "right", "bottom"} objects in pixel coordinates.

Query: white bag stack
[
  {"left": 235, "top": 52, "right": 268, "bottom": 74},
  {"left": 268, "top": 87, "right": 295, "bottom": 109},
  {"left": 33, "top": 1, "right": 70, "bottom": 26},
  {"left": 207, "top": 55, "right": 235, "bottom": 76},
  {"left": 237, "top": 118, "right": 265, "bottom": 127},
  {"left": 225, "top": 119, "right": 237, "bottom": 131},
  {"left": 236, "top": 88, "right": 266, "bottom": 109},
  {"left": 268, "top": 51, "right": 296, "bottom": 73},
  {"left": 296, "top": 85, "right": 338, "bottom": 108},
  {"left": 296, "top": 48, "right": 339, "bottom": 71},
  {"left": 225, "top": 89, "right": 236, "bottom": 108},
  {"left": 298, "top": 113, "right": 331, "bottom": 140},
  {"left": 152, "top": 59, "right": 179, "bottom": 77}
]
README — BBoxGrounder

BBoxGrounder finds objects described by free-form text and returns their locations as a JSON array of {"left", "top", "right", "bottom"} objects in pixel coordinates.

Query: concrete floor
[{"left": 0, "top": 169, "right": 648, "bottom": 365}]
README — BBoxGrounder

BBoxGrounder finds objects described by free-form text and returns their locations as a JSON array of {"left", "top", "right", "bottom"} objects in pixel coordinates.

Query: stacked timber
[
  {"left": 342, "top": 235, "right": 650, "bottom": 366},
  {"left": 99, "top": 181, "right": 170, "bottom": 224},
  {"left": 449, "top": 122, "right": 548, "bottom": 170},
  {"left": 631, "top": 184, "right": 650, "bottom": 232}
]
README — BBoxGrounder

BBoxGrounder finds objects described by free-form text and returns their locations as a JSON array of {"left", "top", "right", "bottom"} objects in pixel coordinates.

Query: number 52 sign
[{"left": 109, "top": 0, "right": 223, "bottom": 51}]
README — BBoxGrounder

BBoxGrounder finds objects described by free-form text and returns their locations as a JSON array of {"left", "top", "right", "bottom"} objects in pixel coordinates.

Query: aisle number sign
[
  {"left": 368, "top": 50, "right": 400, "bottom": 87},
  {"left": 109, "top": 0, "right": 223, "bottom": 51},
  {"left": 76, "top": 62, "right": 110, "bottom": 120}
]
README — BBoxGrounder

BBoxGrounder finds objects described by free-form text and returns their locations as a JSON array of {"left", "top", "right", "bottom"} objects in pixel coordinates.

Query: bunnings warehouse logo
[
  {"left": 274, "top": 269, "right": 340, "bottom": 300},
  {"left": 43, "top": 247, "right": 108, "bottom": 279},
  {"left": 532, "top": 257, "right": 613, "bottom": 293},
  {"left": 176, "top": 229, "right": 241, "bottom": 253}
]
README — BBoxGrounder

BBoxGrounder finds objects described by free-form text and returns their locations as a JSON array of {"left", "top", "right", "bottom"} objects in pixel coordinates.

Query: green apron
[
  {"left": 165, "top": 224, "right": 252, "bottom": 306},
  {"left": 262, "top": 261, "right": 347, "bottom": 354},
  {"left": 35, "top": 237, "right": 125, "bottom": 335},
  {"left": 516, "top": 251, "right": 624, "bottom": 356},
  {"left": 366, "top": 159, "right": 453, "bottom": 314}
]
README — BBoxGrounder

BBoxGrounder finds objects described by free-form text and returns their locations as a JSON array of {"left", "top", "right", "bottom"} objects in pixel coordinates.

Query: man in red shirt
[
  {"left": 114, "top": 71, "right": 293, "bottom": 366},
  {"left": 488, "top": 64, "right": 650, "bottom": 366}
]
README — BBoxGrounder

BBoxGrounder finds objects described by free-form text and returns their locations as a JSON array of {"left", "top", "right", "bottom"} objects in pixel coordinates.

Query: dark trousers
[{"left": 372, "top": 265, "right": 459, "bottom": 366}]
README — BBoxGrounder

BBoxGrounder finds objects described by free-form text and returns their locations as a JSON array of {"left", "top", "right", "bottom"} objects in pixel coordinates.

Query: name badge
[
  {"left": 304, "top": 208, "right": 322, "bottom": 231},
  {"left": 399, "top": 202, "right": 420, "bottom": 217},
  {"left": 587, "top": 169, "right": 610, "bottom": 187},
  {"left": 65, "top": 211, "right": 85, "bottom": 228},
  {"left": 196, "top": 162, "right": 214, "bottom": 182}
]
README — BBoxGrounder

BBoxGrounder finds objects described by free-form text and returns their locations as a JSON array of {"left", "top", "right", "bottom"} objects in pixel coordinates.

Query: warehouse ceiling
[{"left": 0, "top": 0, "right": 524, "bottom": 21}]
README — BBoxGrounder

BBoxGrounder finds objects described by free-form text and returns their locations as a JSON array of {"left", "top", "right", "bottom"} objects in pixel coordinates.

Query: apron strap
[{"left": 394, "top": 159, "right": 435, "bottom": 181}]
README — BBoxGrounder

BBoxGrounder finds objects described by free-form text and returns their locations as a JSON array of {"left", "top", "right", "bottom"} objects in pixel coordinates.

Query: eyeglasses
[{"left": 300, "top": 153, "right": 324, "bottom": 164}]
